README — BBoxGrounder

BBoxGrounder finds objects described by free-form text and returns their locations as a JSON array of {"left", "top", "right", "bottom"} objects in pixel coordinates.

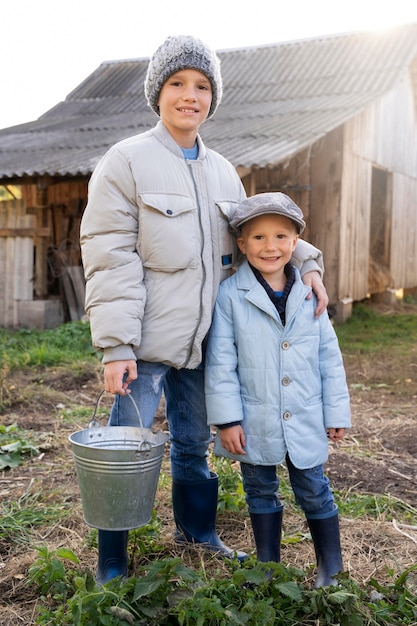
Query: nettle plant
[{"left": 28, "top": 544, "right": 417, "bottom": 625}]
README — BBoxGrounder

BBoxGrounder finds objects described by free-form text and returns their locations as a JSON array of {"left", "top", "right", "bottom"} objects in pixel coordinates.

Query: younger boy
[{"left": 205, "top": 192, "right": 351, "bottom": 587}]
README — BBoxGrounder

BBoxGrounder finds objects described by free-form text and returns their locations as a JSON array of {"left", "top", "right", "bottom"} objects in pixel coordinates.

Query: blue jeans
[
  {"left": 109, "top": 361, "right": 212, "bottom": 482},
  {"left": 240, "top": 455, "right": 336, "bottom": 519}
]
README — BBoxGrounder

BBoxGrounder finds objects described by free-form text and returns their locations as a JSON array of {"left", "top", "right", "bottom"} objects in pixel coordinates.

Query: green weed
[
  {"left": 0, "top": 422, "right": 40, "bottom": 469},
  {"left": 211, "top": 456, "right": 246, "bottom": 512},
  {"left": 28, "top": 545, "right": 80, "bottom": 599},
  {"left": 130, "top": 510, "right": 167, "bottom": 555},
  {"left": 365, "top": 565, "right": 417, "bottom": 625},
  {"left": 28, "top": 550, "right": 417, "bottom": 625}
]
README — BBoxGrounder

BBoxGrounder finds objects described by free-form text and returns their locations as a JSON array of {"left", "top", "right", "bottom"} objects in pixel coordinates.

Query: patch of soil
[{"left": 1, "top": 302, "right": 417, "bottom": 624}]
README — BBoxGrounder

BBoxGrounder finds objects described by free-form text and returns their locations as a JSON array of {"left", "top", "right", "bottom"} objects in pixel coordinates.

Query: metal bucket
[{"left": 69, "top": 391, "right": 169, "bottom": 531}]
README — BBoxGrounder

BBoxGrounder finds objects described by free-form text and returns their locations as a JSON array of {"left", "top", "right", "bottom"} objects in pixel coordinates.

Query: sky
[{"left": 2, "top": 0, "right": 417, "bottom": 130}]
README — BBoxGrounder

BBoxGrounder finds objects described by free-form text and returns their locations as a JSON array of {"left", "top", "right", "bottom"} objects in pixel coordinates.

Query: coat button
[
  {"left": 282, "top": 377, "right": 290, "bottom": 386},
  {"left": 166, "top": 209, "right": 173, "bottom": 215},
  {"left": 282, "top": 341, "right": 290, "bottom": 350},
  {"left": 283, "top": 411, "right": 291, "bottom": 420}
]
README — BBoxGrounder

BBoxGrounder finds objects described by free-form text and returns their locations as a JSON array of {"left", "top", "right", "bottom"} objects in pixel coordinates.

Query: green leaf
[
  {"left": 132, "top": 578, "right": 164, "bottom": 601},
  {"left": 276, "top": 581, "right": 303, "bottom": 601},
  {"left": 171, "top": 562, "right": 200, "bottom": 581},
  {"left": 327, "top": 590, "right": 356, "bottom": 605},
  {"left": 241, "top": 569, "right": 268, "bottom": 585},
  {"left": 0, "top": 452, "right": 21, "bottom": 469},
  {"left": 55, "top": 547, "right": 79, "bottom": 563}
]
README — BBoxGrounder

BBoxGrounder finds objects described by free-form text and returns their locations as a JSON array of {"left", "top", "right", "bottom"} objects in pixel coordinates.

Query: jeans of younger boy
[
  {"left": 109, "top": 360, "right": 212, "bottom": 482},
  {"left": 240, "top": 455, "right": 336, "bottom": 518}
]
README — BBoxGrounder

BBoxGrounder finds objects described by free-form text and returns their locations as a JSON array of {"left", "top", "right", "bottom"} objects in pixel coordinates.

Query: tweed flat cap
[{"left": 230, "top": 192, "right": 306, "bottom": 234}]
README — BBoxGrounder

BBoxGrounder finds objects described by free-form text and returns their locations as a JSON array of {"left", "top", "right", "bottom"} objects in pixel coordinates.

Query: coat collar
[
  {"left": 154, "top": 121, "right": 207, "bottom": 160},
  {"left": 235, "top": 260, "right": 311, "bottom": 323}
]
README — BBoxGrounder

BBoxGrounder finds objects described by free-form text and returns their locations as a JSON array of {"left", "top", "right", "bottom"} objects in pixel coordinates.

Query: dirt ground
[{"left": 1, "top": 302, "right": 417, "bottom": 624}]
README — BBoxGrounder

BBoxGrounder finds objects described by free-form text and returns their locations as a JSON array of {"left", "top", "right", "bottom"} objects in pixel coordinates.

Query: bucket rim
[{"left": 68, "top": 425, "right": 169, "bottom": 450}]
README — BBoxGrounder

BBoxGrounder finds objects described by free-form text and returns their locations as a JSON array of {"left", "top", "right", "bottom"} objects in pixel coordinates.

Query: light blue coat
[{"left": 205, "top": 260, "right": 351, "bottom": 469}]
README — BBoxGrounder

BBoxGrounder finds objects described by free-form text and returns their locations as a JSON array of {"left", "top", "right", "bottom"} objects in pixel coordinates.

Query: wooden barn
[{"left": 0, "top": 23, "right": 417, "bottom": 327}]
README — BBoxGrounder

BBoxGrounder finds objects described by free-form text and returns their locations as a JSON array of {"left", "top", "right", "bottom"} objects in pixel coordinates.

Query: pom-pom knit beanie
[{"left": 144, "top": 35, "right": 223, "bottom": 119}]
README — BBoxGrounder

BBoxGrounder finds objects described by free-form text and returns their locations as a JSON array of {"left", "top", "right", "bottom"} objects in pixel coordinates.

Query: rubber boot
[
  {"left": 249, "top": 510, "right": 283, "bottom": 562},
  {"left": 96, "top": 530, "right": 129, "bottom": 584},
  {"left": 172, "top": 472, "right": 247, "bottom": 562},
  {"left": 306, "top": 513, "right": 343, "bottom": 587}
]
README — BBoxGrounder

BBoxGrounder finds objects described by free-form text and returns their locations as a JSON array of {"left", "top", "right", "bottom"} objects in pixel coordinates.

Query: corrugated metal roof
[{"left": 1, "top": 23, "right": 417, "bottom": 180}]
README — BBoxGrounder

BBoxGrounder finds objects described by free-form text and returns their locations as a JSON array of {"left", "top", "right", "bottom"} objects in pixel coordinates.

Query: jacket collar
[
  {"left": 235, "top": 260, "right": 311, "bottom": 323},
  {"left": 153, "top": 121, "right": 207, "bottom": 160}
]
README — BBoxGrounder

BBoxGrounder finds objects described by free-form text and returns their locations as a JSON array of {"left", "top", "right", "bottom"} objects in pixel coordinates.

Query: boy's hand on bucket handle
[{"left": 104, "top": 360, "right": 138, "bottom": 395}]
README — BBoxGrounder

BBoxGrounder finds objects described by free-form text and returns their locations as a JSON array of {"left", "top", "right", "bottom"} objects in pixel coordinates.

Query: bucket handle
[{"left": 88, "top": 390, "right": 152, "bottom": 452}]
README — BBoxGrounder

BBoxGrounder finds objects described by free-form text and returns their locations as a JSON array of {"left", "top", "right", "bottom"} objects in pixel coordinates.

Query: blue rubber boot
[
  {"left": 96, "top": 530, "right": 129, "bottom": 584},
  {"left": 249, "top": 510, "right": 283, "bottom": 563},
  {"left": 306, "top": 513, "right": 343, "bottom": 587},
  {"left": 172, "top": 472, "right": 247, "bottom": 562}
]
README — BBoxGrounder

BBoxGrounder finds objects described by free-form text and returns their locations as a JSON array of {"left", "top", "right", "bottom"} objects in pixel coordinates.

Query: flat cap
[{"left": 230, "top": 192, "right": 306, "bottom": 234}]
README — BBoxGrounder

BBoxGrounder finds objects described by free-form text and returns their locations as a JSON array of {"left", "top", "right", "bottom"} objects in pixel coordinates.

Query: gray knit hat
[
  {"left": 144, "top": 35, "right": 223, "bottom": 119},
  {"left": 230, "top": 192, "right": 306, "bottom": 234}
]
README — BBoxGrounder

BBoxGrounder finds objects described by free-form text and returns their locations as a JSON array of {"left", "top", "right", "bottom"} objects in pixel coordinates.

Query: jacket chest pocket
[{"left": 138, "top": 193, "right": 199, "bottom": 271}]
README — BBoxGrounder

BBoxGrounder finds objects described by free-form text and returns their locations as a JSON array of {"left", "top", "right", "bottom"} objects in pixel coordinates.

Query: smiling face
[
  {"left": 157, "top": 69, "right": 212, "bottom": 148},
  {"left": 237, "top": 213, "right": 299, "bottom": 290}
]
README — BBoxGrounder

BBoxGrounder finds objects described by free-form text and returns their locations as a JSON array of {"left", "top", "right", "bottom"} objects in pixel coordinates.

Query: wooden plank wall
[
  {"left": 0, "top": 200, "right": 34, "bottom": 326},
  {"left": 21, "top": 180, "right": 88, "bottom": 321},
  {"left": 22, "top": 179, "right": 87, "bottom": 262},
  {"left": 309, "top": 127, "right": 344, "bottom": 304},
  {"left": 341, "top": 70, "right": 417, "bottom": 299},
  {"left": 47, "top": 181, "right": 87, "bottom": 320},
  {"left": 339, "top": 127, "right": 372, "bottom": 303},
  {"left": 390, "top": 173, "right": 417, "bottom": 288}
]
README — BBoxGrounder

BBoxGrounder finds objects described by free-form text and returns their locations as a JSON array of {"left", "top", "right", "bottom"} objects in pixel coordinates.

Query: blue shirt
[{"left": 180, "top": 144, "right": 199, "bottom": 160}]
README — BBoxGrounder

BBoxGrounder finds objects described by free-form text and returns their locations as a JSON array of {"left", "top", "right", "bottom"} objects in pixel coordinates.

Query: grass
[
  {"left": 335, "top": 301, "right": 417, "bottom": 355},
  {"left": 0, "top": 320, "right": 101, "bottom": 410},
  {"left": 0, "top": 320, "right": 99, "bottom": 371},
  {"left": 57, "top": 405, "right": 110, "bottom": 424},
  {"left": 0, "top": 485, "right": 72, "bottom": 546},
  {"left": 336, "top": 491, "right": 417, "bottom": 522}
]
